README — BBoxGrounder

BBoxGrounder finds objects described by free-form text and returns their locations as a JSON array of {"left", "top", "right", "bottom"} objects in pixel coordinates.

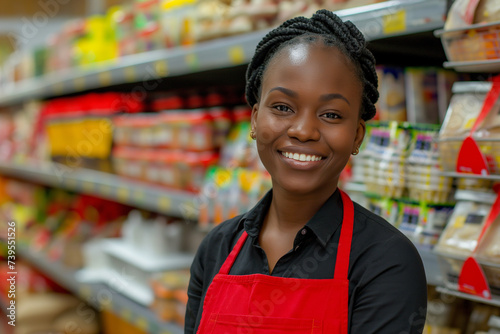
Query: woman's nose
[{"left": 286, "top": 111, "right": 321, "bottom": 142}]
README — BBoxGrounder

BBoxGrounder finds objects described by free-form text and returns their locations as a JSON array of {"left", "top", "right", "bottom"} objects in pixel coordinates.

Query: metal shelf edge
[
  {"left": 0, "top": 162, "right": 199, "bottom": 219},
  {"left": 436, "top": 286, "right": 500, "bottom": 307}
]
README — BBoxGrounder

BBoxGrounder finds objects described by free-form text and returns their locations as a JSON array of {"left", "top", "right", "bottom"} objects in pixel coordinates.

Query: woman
[{"left": 186, "top": 9, "right": 427, "bottom": 334}]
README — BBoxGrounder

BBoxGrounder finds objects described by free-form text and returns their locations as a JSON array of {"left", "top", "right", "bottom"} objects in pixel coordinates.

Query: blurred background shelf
[
  {"left": 0, "top": 161, "right": 198, "bottom": 219},
  {"left": 18, "top": 246, "right": 184, "bottom": 334},
  {"left": 0, "top": 0, "right": 447, "bottom": 107}
]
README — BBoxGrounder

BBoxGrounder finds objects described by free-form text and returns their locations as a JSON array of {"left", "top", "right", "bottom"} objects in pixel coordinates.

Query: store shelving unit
[
  {"left": 441, "top": 172, "right": 500, "bottom": 182},
  {"left": 6, "top": 0, "right": 500, "bottom": 331},
  {"left": 0, "top": 0, "right": 447, "bottom": 107},
  {"left": 436, "top": 286, "right": 500, "bottom": 308},
  {"left": 0, "top": 161, "right": 198, "bottom": 219},
  {"left": 18, "top": 246, "right": 183, "bottom": 334}
]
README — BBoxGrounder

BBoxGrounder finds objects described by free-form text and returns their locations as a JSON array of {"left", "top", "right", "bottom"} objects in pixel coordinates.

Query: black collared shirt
[{"left": 185, "top": 189, "right": 427, "bottom": 333}]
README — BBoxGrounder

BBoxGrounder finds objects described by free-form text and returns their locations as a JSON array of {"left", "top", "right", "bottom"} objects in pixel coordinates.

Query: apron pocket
[{"left": 208, "top": 313, "right": 324, "bottom": 334}]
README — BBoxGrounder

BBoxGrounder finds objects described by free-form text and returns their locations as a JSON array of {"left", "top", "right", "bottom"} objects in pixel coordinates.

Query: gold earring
[
  {"left": 250, "top": 130, "right": 256, "bottom": 140},
  {"left": 352, "top": 147, "right": 360, "bottom": 155}
]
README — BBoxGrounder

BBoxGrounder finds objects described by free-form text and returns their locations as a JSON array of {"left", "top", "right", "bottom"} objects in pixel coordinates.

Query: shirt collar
[{"left": 240, "top": 188, "right": 344, "bottom": 248}]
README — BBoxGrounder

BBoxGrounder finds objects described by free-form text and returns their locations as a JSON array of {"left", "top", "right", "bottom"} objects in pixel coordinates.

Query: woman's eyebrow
[
  {"left": 268, "top": 86, "right": 298, "bottom": 98},
  {"left": 320, "top": 93, "right": 350, "bottom": 105}
]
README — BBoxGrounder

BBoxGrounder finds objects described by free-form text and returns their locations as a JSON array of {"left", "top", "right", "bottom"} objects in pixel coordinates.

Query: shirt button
[{"left": 301, "top": 229, "right": 307, "bottom": 235}]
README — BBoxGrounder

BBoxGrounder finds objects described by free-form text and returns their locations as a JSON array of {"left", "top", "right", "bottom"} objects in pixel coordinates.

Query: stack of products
[
  {"left": 150, "top": 270, "right": 190, "bottom": 326},
  {"left": 375, "top": 66, "right": 461, "bottom": 124},
  {"left": 198, "top": 120, "right": 271, "bottom": 228},
  {"left": 0, "top": 101, "right": 46, "bottom": 164},
  {"left": 112, "top": 88, "right": 246, "bottom": 192},
  {"left": 43, "top": 93, "right": 144, "bottom": 172},
  {"left": 348, "top": 121, "right": 455, "bottom": 247}
]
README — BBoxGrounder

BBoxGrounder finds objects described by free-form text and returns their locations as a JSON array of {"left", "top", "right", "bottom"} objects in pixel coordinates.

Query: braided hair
[{"left": 245, "top": 9, "right": 379, "bottom": 121}]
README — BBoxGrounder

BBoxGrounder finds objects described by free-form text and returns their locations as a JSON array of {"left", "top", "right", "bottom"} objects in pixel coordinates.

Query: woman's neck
[{"left": 266, "top": 185, "right": 337, "bottom": 232}]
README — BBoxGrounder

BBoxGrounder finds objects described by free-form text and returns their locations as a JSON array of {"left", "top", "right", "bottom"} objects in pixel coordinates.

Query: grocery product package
[
  {"left": 474, "top": 0, "right": 500, "bottom": 24},
  {"left": 405, "top": 67, "right": 440, "bottom": 124},
  {"left": 435, "top": 190, "right": 496, "bottom": 289},
  {"left": 438, "top": 81, "right": 500, "bottom": 174},
  {"left": 375, "top": 66, "right": 406, "bottom": 122},
  {"left": 444, "top": 0, "right": 481, "bottom": 30}
]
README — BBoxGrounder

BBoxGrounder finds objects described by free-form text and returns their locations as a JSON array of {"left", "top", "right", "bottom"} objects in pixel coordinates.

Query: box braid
[{"left": 245, "top": 9, "right": 379, "bottom": 121}]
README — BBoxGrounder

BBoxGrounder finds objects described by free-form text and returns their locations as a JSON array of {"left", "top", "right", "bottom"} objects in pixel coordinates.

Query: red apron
[{"left": 197, "top": 190, "right": 354, "bottom": 334}]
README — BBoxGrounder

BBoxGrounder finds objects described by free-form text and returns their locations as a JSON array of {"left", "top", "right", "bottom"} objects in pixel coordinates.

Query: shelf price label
[
  {"left": 158, "top": 197, "right": 172, "bottom": 212},
  {"left": 383, "top": 10, "right": 406, "bottom": 35},
  {"left": 74, "top": 77, "right": 86, "bottom": 91},
  {"left": 135, "top": 316, "right": 149, "bottom": 331},
  {"left": 117, "top": 187, "right": 129, "bottom": 202},
  {"left": 98, "top": 71, "right": 112, "bottom": 86},
  {"left": 82, "top": 181, "right": 94, "bottom": 193},
  {"left": 66, "top": 178, "right": 78, "bottom": 189},
  {"left": 124, "top": 66, "right": 136, "bottom": 82},
  {"left": 99, "top": 184, "right": 112, "bottom": 197},
  {"left": 53, "top": 82, "right": 64, "bottom": 95},
  {"left": 154, "top": 60, "right": 169, "bottom": 77},
  {"left": 185, "top": 53, "right": 200, "bottom": 71},
  {"left": 134, "top": 190, "right": 145, "bottom": 202},
  {"left": 228, "top": 46, "right": 245, "bottom": 65}
]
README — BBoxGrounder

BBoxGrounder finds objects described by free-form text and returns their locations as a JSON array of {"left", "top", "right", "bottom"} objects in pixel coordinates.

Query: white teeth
[{"left": 281, "top": 151, "right": 322, "bottom": 162}]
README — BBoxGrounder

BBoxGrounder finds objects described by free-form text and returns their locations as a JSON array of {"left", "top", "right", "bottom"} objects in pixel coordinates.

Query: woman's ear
[
  {"left": 354, "top": 119, "right": 366, "bottom": 152},
  {"left": 251, "top": 103, "right": 259, "bottom": 133}
]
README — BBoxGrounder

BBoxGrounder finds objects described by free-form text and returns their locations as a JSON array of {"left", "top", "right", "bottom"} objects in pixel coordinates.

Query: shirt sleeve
[
  {"left": 349, "top": 234, "right": 428, "bottom": 334},
  {"left": 185, "top": 236, "right": 208, "bottom": 334}
]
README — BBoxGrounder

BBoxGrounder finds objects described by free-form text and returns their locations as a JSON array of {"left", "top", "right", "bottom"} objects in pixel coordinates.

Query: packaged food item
[
  {"left": 438, "top": 81, "right": 490, "bottom": 172},
  {"left": 150, "top": 270, "right": 190, "bottom": 323},
  {"left": 375, "top": 66, "right": 406, "bottom": 122},
  {"left": 405, "top": 67, "right": 440, "bottom": 124},
  {"left": 474, "top": 0, "right": 500, "bottom": 24},
  {"left": 176, "top": 151, "right": 219, "bottom": 192},
  {"left": 209, "top": 107, "right": 232, "bottom": 147},
  {"left": 435, "top": 190, "right": 495, "bottom": 257},
  {"left": 109, "top": 5, "right": 137, "bottom": 56}
]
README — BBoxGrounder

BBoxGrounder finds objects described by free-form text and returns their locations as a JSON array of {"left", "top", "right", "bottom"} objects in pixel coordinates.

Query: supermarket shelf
[
  {"left": 18, "top": 246, "right": 183, "bottom": 334},
  {"left": 18, "top": 246, "right": 80, "bottom": 293},
  {"left": 440, "top": 172, "right": 500, "bottom": 181},
  {"left": 0, "top": 0, "right": 446, "bottom": 107},
  {"left": 436, "top": 286, "right": 500, "bottom": 308},
  {"left": 0, "top": 161, "right": 198, "bottom": 219},
  {"left": 443, "top": 59, "right": 500, "bottom": 73}
]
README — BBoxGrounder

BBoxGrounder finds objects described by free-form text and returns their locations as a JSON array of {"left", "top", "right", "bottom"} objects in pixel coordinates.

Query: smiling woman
[{"left": 186, "top": 9, "right": 427, "bottom": 334}]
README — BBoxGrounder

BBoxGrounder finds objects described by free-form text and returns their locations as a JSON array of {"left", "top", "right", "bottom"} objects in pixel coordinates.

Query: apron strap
[
  {"left": 219, "top": 231, "right": 249, "bottom": 275},
  {"left": 334, "top": 190, "right": 355, "bottom": 281}
]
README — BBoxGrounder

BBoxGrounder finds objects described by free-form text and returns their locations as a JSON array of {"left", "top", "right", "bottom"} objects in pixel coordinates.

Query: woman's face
[{"left": 251, "top": 42, "right": 365, "bottom": 195}]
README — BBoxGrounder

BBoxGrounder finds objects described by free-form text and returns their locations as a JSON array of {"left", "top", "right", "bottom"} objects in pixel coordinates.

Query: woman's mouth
[{"left": 280, "top": 151, "right": 324, "bottom": 162}]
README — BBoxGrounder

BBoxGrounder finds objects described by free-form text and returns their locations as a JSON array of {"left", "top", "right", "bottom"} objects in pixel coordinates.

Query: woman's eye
[
  {"left": 322, "top": 112, "right": 340, "bottom": 119},
  {"left": 274, "top": 105, "right": 292, "bottom": 113}
]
